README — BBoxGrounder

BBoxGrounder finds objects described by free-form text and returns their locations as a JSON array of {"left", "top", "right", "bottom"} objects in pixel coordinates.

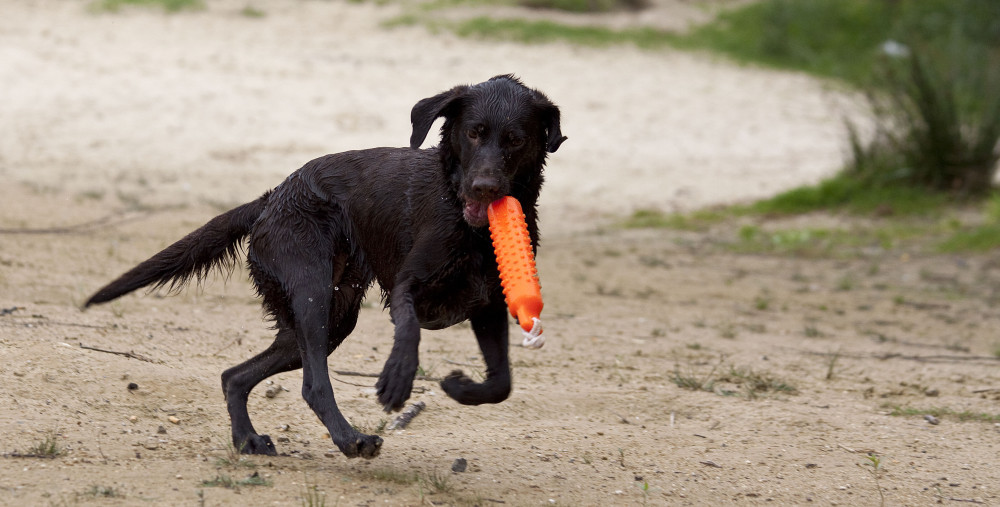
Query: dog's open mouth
[{"left": 463, "top": 200, "right": 491, "bottom": 228}]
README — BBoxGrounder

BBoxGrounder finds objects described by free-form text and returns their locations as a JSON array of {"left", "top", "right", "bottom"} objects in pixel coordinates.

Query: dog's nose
[{"left": 471, "top": 176, "right": 501, "bottom": 201}]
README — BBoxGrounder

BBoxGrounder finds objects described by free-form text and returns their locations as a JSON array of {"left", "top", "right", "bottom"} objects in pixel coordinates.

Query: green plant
[
  {"left": 216, "top": 440, "right": 256, "bottom": 469},
  {"left": 519, "top": 0, "right": 647, "bottom": 13},
  {"left": 84, "top": 485, "right": 122, "bottom": 498},
  {"left": 91, "top": 0, "right": 204, "bottom": 12},
  {"left": 886, "top": 405, "right": 1000, "bottom": 423},
  {"left": 201, "top": 471, "right": 271, "bottom": 490},
  {"left": 300, "top": 481, "right": 327, "bottom": 507},
  {"left": 240, "top": 4, "right": 265, "bottom": 17},
  {"left": 721, "top": 366, "right": 797, "bottom": 399},
  {"left": 422, "top": 470, "right": 452, "bottom": 493},
  {"left": 825, "top": 350, "right": 841, "bottom": 380},
  {"left": 25, "top": 431, "right": 62, "bottom": 458},
  {"left": 862, "top": 454, "right": 886, "bottom": 507},
  {"left": 850, "top": 45, "right": 1000, "bottom": 196}
]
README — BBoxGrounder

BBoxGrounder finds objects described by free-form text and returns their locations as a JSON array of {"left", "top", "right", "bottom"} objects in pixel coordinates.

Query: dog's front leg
[
  {"left": 442, "top": 300, "right": 512, "bottom": 405},
  {"left": 376, "top": 277, "right": 421, "bottom": 412}
]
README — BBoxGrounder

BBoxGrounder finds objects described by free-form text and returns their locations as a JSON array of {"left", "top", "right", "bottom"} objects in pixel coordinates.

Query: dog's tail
[{"left": 84, "top": 192, "right": 270, "bottom": 308}]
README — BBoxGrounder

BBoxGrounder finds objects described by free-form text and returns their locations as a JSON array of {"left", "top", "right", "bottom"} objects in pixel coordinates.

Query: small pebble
[
  {"left": 128, "top": 416, "right": 138, "bottom": 423},
  {"left": 924, "top": 414, "right": 940, "bottom": 425},
  {"left": 168, "top": 416, "right": 180, "bottom": 425},
  {"left": 451, "top": 458, "right": 468, "bottom": 473},
  {"left": 157, "top": 425, "right": 167, "bottom": 435},
  {"left": 127, "top": 382, "right": 139, "bottom": 391}
]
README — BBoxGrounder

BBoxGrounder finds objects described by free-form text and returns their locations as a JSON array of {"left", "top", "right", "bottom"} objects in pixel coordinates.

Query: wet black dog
[{"left": 84, "top": 75, "right": 566, "bottom": 459}]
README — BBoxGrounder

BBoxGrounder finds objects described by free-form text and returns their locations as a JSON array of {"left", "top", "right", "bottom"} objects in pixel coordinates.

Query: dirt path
[{"left": 1, "top": 1, "right": 998, "bottom": 506}]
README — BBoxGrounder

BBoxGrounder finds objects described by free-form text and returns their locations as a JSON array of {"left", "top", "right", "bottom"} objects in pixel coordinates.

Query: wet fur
[{"left": 85, "top": 75, "right": 566, "bottom": 459}]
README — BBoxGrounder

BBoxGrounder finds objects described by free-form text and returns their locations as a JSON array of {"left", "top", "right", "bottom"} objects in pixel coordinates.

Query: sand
[{"left": 1, "top": 1, "right": 998, "bottom": 505}]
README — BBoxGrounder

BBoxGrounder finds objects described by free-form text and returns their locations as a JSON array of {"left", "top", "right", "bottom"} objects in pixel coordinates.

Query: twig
[
  {"left": 331, "top": 376, "right": 372, "bottom": 388},
  {"left": 700, "top": 460, "right": 723, "bottom": 468},
  {"left": 942, "top": 497, "right": 985, "bottom": 504},
  {"left": 79, "top": 344, "right": 159, "bottom": 363},
  {"left": 332, "top": 370, "right": 442, "bottom": 382},
  {"left": 444, "top": 358, "right": 480, "bottom": 368},
  {"left": 971, "top": 387, "right": 1000, "bottom": 394},
  {"left": 0, "top": 306, "right": 23, "bottom": 316},
  {"left": 799, "top": 349, "right": 1000, "bottom": 365},
  {"left": 837, "top": 443, "right": 876, "bottom": 454},
  {"left": 0, "top": 207, "right": 171, "bottom": 235},
  {"left": 386, "top": 401, "right": 426, "bottom": 431}
]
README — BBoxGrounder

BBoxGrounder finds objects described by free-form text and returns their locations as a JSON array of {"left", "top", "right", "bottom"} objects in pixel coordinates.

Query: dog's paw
[
  {"left": 441, "top": 369, "right": 475, "bottom": 398},
  {"left": 335, "top": 434, "right": 383, "bottom": 459},
  {"left": 237, "top": 434, "right": 277, "bottom": 456},
  {"left": 376, "top": 358, "right": 417, "bottom": 412},
  {"left": 441, "top": 369, "right": 511, "bottom": 405}
]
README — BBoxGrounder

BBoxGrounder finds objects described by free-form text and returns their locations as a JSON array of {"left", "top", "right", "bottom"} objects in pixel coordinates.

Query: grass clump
[
  {"left": 672, "top": 361, "right": 796, "bottom": 399},
  {"left": 84, "top": 485, "right": 123, "bottom": 498},
  {"left": 453, "top": 17, "right": 675, "bottom": 48},
  {"left": 91, "top": 0, "right": 204, "bottom": 12},
  {"left": 202, "top": 471, "right": 271, "bottom": 490},
  {"left": 6, "top": 431, "right": 63, "bottom": 459},
  {"left": 519, "top": 0, "right": 647, "bottom": 13},
  {"left": 886, "top": 405, "right": 1000, "bottom": 423}
]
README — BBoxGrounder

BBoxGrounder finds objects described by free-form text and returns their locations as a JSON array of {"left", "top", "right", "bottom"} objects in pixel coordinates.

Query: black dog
[{"left": 84, "top": 75, "right": 566, "bottom": 459}]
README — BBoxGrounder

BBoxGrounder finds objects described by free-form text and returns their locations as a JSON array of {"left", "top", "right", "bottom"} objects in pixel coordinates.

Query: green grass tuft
[
  {"left": 91, "top": 0, "right": 204, "bottom": 13},
  {"left": 454, "top": 16, "right": 676, "bottom": 48},
  {"left": 886, "top": 405, "right": 1000, "bottom": 423}
]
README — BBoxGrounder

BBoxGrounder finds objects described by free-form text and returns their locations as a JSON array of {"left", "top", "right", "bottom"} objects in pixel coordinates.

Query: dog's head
[{"left": 410, "top": 75, "right": 566, "bottom": 228}]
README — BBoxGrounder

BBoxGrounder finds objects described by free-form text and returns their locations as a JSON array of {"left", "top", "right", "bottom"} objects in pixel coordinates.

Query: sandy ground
[{"left": 1, "top": 1, "right": 999, "bottom": 506}]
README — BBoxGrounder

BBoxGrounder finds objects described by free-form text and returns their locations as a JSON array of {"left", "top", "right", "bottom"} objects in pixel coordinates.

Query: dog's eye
[
  {"left": 467, "top": 126, "right": 482, "bottom": 140},
  {"left": 508, "top": 136, "right": 524, "bottom": 148}
]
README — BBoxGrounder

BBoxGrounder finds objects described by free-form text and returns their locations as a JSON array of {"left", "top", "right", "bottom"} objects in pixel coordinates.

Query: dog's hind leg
[
  {"left": 292, "top": 272, "right": 383, "bottom": 459},
  {"left": 441, "top": 300, "right": 512, "bottom": 405},
  {"left": 221, "top": 326, "right": 301, "bottom": 455}
]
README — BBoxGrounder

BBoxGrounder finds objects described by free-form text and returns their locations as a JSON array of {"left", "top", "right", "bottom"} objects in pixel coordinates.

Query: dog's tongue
[{"left": 464, "top": 201, "right": 489, "bottom": 227}]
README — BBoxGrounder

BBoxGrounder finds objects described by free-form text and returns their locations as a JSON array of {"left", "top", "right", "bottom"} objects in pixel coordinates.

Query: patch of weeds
[
  {"left": 803, "top": 324, "right": 824, "bottom": 338},
  {"left": 825, "top": 350, "right": 841, "bottom": 380},
  {"left": 366, "top": 468, "right": 418, "bottom": 485},
  {"left": 452, "top": 16, "right": 677, "bottom": 49},
  {"left": 717, "top": 323, "right": 738, "bottom": 339},
  {"left": 353, "top": 418, "right": 389, "bottom": 436},
  {"left": 836, "top": 276, "right": 855, "bottom": 291},
  {"left": 240, "top": 4, "right": 265, "bottom": 17},
  {"left": 8, "top": 431, "right": 63, "bottom": 458},
  {"left": 938, "top": 223, "right": 1000, "bottom": 253},
  {"left": 84, "top": 485, "right": 122, "bottom": 498},
  {"left": 621, "top": 207, "right": 731, "bottom": 231},
  {"left": 753, "top": 293, "right": 771, "bottom": 311},
  {"left": 671, "top": 365, "right": 715, "bottom": 393},
  {"left": 300, "top": 479, "right": 327, "bottom": 507},
  {"left": 720, "top": 366, "right": 797, "bottom": 399},
  {"left": 519, "top": 0, "right": 648, "bottom": 13},
  {"left": 885, "top": 405, "right": 1000, "bottom": 423},
  {"left": 202, "top": 471, "right": 271, "bottom": 490},
  {"left": 421, "top": 470, "right": 452, "bottom": 494},
  {"left": 861, "top": 454, "right": 886, "bottom": 507},
  {"left": 91, "top": 0, "right": 204, "bottom": 13},
  {"left": 216, "top": 440, "right": 256, "bottom": 469},
  {"left": 750, "top": 175, "right": 949, "bottom": 217}
]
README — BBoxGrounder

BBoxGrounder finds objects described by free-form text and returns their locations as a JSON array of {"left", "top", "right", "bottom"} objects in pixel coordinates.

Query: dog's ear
[
  {"left": 410, "top": 85, "right": 469, "bottom": 149},
  {"left": 532, "top": 93, "right": 567, "bottom": 153},
  {"left": 541, "top": 104, "right": 567, "bottom": 153}
]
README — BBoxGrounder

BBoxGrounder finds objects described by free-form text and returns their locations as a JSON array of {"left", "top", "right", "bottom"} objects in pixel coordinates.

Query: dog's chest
[{"left": 412, "top": 254, "right": 499, "bottom": 330}]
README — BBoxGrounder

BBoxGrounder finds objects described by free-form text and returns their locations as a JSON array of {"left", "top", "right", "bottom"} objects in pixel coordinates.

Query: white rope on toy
[{"left": 520, "top": 317, "right": 544, "bottom": 349}]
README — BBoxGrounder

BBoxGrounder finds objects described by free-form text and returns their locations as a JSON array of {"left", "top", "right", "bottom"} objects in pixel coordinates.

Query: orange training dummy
[{"left": 487, "top": 196, "right": 544, "bottom": 349}]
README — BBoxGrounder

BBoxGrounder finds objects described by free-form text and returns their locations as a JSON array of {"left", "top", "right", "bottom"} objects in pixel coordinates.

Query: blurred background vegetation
[{"left": 92, "top": 0, "right": 1000, "bottom": 251}]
